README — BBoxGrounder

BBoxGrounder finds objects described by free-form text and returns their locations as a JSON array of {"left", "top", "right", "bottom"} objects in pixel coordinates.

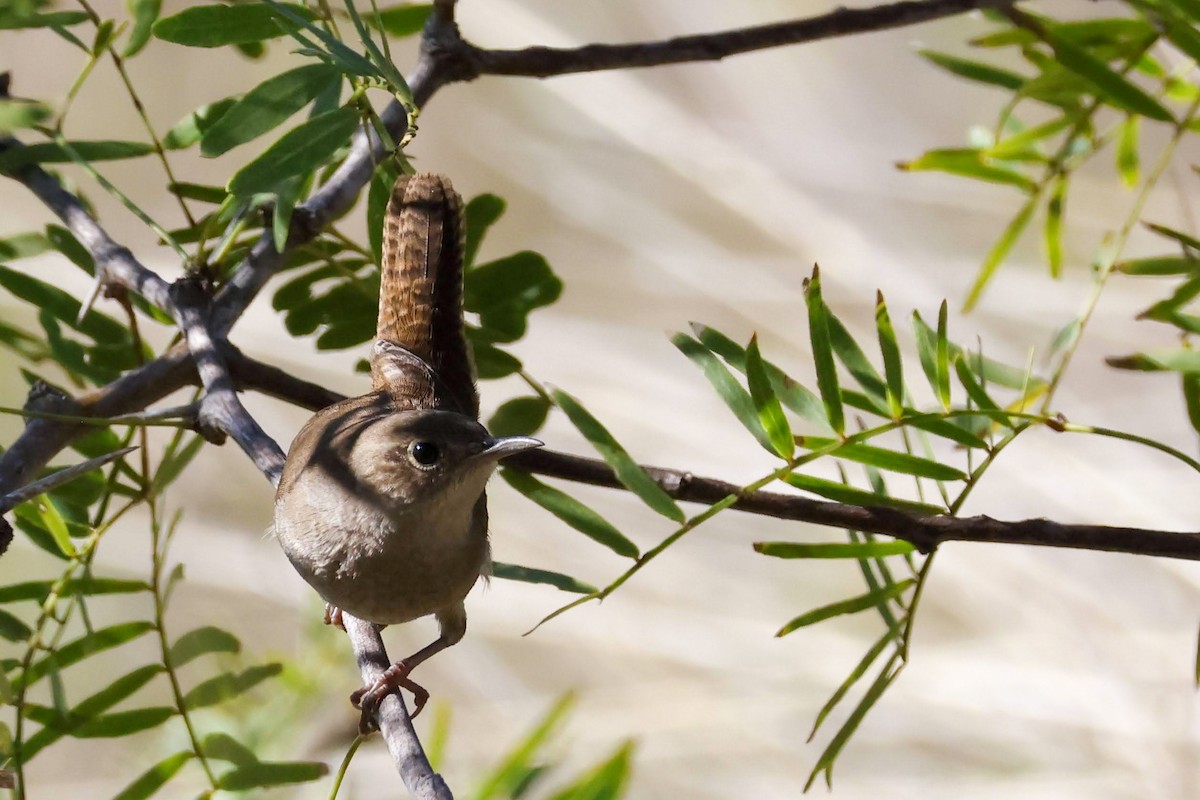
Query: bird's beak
[{"left": 477, "top": 436, "right": 543, "bottom": 461}]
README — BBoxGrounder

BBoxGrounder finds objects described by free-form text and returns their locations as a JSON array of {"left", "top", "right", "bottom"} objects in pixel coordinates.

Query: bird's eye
[{"left": 409, "top": 441, "right": 441, "bottom": 468}]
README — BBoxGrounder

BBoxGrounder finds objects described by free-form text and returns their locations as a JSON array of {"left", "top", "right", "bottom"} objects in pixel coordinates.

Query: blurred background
[{"left": 4, "top": 0, "right": 1200, "bottom": 797}]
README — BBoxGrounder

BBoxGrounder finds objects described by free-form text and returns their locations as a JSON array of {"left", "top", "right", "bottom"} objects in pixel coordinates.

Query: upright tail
[{"left": 373, "top": 173, "right": 478, "bottom": 418}]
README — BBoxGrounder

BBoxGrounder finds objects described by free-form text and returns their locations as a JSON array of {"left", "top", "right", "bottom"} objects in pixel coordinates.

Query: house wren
[{"left": 273, "top": 173, "right": 541, "bottom": 731}]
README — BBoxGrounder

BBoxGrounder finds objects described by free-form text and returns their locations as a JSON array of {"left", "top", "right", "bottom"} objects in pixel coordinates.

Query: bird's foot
[
  {"left": 350, "top": 660, "right": 430, "bottom": 734},
  {"left": 323, "top": 604, "right": 345, "bottom": 630}
]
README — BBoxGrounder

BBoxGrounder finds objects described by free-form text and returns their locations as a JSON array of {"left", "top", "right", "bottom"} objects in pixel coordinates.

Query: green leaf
[
  {"left": 0, "top": 11, "right": 90, "bottom": 29},
  {"left": 671, "top": 333, "right": 774, "bottom": 452},
  {"left": 690, "top": 322, "right": 829, "bottom": 427},
  {"left": 874, "top": 293, "right": 903, "bottom": 418},
  {"left": 806, "top": 655, "right": 902, "bottom": 790},
  {"left": 0, "top": 231, "right": 51, "bottom": 260},
  {"left": 475, "top": 694, "right": 573, "bottom": 800},
  {"left": 74, "top": 707, "right": 175, "bottom": 737},
  {"left": 954, "top": 355, "right": 1003, "bottom": 413},
  {"left": 552, "top": 389, "right": 685, "bottom": 523},
  {"left": 152, "top": 2, "right": 317, "bottom": 47},
  {"left": 964, "top": 196, "right": 1037, "bottom": 311},
  {"left": 169, "top": 626, "right": 241, "bottom": 667},
  {"left": 1045, "top": 175, "right": 1065, "bottom": 277},
  {"left": 465, "top": 251, "right": 563, "bottom": 343},
  {"left": 0, "top": 100, "right": 51, "bottom": 133},
  {"left": 491, "top": 562, "right": 597, "bottom": 594},
  {"left": 746, "top": 335, "right": 794, "bottom": 459},
  {"left": 1117, "top": 114, "right": 1139, "bottom": 187},
  {"left": 203, "top": 732, "right": 258, "bottom": 765},
  {"left": 0, "top": 577, "right": 148, "bottom": 603},
  {"left": 488, "top": 396, "right": 551, "bottom": 437},
  {"left": 809, "top": 630, "right": 896, "bottom": 742},
  {"left": 1115, "top": 255, "right": 1196, "bottom": 275},
  {"left": 163, "top": 98, "right": 238, "bottom": 150},
  {"left": 217, "top": 761, "right": 328, "bottom": 790},
  {"left": 123, "top": 0, "right": 161, "bottom": 56},
  {"left": 228, "top": 106, "right": 360, "bottom": 196},
  {"left": 366, "top": 3, "right": 433, "bottom": 38},
  {"left": 898, "top": 148, "right": 1036, "bottom": 191},
  {"left": 781, "top": 473, "right": 946, "bottom": 514},
  {"left": 776, "top": 580, "right": 915, "bottom": 637},
  {"left": 0, "top": 609, "right": 31, "bottom": 642},
  {"left": 36, "top": 497, "right": 75, "bottom": 556},
  {"left": 183, "top": 663, "right": 282, "bottom": 709},
  {"left": 471, "top": 341, "right": 522, "bottom": 379},
  {"left": 169, "top": 181, "right": 228, "bottom": 204},
  {"left": 0, "top": 140, "right": 154, "bottom": 171},
  {"left": 919, "top": 50, "right": 1025, "bottom": 89},
  {"left": 987, "top": 116, "right": 1074, "bottom": 159},
  {"left": 546, "top": 741, "right": 634, "bottom": 800},
  {"left": 501, "top": 469, "right": 639, "bottom": 558},
  {"left": 367, "top": 161, "right": 402, "bottom": 265},
  {"left": 1107, "top": 348, "right": 1200, "bottom": 373},
  {"left": 464, "top": 193, "right": 506, "bottom": 267},
  {"left": 112, "top": 751, "right": 194, "bottom": 800},
  {"left": 806, "top": 267, "right": 844, "bottom": 435},
  {"left": 755, "top": 540, "right": 915, "bottom": 559},
  {"left": 200, "top": 64, "right": 342, "bottom": 157},
  {"left": 1183, "top": 375, "right": 1200, "bottom": 439},
  {"left": 18, "top": 622, "right": 156, "bottom": 690},
  {"left": 1018, "top": 11, "right": 1173, "bottom": 122},
  {"left": 797, "top": 438, "right": 967, "bottom": 480},
  {"left": 150, "top": 435, "right": 205, "bottom": 498}
]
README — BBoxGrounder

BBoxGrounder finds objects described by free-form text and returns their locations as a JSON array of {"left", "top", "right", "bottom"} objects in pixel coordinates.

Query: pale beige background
[{"left": 3, "top": 1, "right": 1200, "bottom": 798}]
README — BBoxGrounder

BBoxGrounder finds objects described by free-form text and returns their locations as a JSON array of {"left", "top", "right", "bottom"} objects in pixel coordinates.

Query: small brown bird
[{"left": 273, "top": 174, "right": 541, "bottom": 730}]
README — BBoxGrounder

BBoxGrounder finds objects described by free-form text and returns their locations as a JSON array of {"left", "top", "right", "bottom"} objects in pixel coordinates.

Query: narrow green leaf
[
  {"left": 37, "top": 497, "right": 76, "bottom": 557},
  {"left": 217, "top": 760, "right": 328, "bottom": 790},
  {"left": 806, "top": 267, "right": 844, "bottom": 435},
  {"left": 690, "top": 322, "right": 829, "bottom": 427},
  {"left": 0, "top": 11, "right": 90, "bottom": 29},
  {"left": 492, "top": 562, "right": 597, "bottom": 594},
  {"left": 935, "top": 302, "right": 951, "bottom": 405},
  {"left": 488, "top": 396, "right": 550, "bottom": 437},
  {"left": 874, "top": 293, "right": 903, "bottom": 418},
  {"left": 919, "top": 50, "right": 1025, "bottom": 89},
  {"left": 987, "top": 116, "right": 1074, "bottom": 159},
  {"left": 475, "top": 694, "right": 573, "bottom": 800},
  {"left": 898, "top": 148, "right": 1035, "bottom": 190},
  {"left": 367, "top": 3, "right": 433, "bottom": 38},
  {"left": 755, "top": 541, "right": 915, "bottom": 559},
  {"left": 746, "top": 335, "right": 794, "bottom": 459},
  {"left": 201, "top": 64, "right": 341, "bottom": 157},
  {"left": 546, "top": 741, "right": 634, "bottom": 800},
  {"left": 0, "top": 100, "right": 51, "bottom": 133},
  {"left": 0, "top": 140, "right": 154, "bottom": 171},
  {"left": 776, "top": 580, "right": 914, "bottom": 637},
  {"left": 797, "top": 438, "right": 967, "bottom": 480},
  {"left": 501, "top": 469, "right": 639, "bottom": 558},
  {"left": 1107, "top": 348, "right": 1200, "bottom": 373},
  {"left": 1016, "top": 10, "right": 1173, "bottom": 122},
  {"left": 75, "top": 707, "right": 175, "bottom": 737},
  {"left": 150, "top": 435, "right": 205, "bottom": 498},
  {"left": 228, "top": 106, "right": 360, "bottom": 196},
  {"left": 0, "top": 577, "right": 148, "bottom": 603},
  {"left": 169, "top": 626, "right": 241, "bottom": 667},
  {"left": 203, "top": 732, "right": 258, "bottom": 765},
  {"left": 1117, "top": 114, "right": 1139, "bottom": 187},
  {"left": 183, "top": 663, "right": 282, "bottom": 709},
  {"left": 809, "top": 630, "right": 898, "bottom": 742},
  {"left": 806, "top": 655, "right": 902, "bottom": 790},
  {"left": 112, "top": 751, "right": 194, "bottom": 800},
  {"left": 671, "top": 333, "right": 774, "bottom": 452},
  {"left": 1115, "top": 255, "right": 1196, "bottom": 275},
  {"left": 552, "top": 389, "right": 685, "bottom": 522},
  {"left": 964, "top": 196, "right": 1037, "bottom": 311},
  {"left": 1045, "top": 175, "right": 1066, "bottom": 277},
  {"left": 1183, "top": 375, "right": 1200, "bottom": 438},
  {"left": 782, "top": 473, "right": 946, "bottom": 514},
  {"left": 18, "top": 622, "right": 155, "bottom": 690},
  {"left": 152, "top": 3, "right": 317, "bottom": 47},
  {"left": 163, "top": 98, "right": 237, "bottom": 150},
  {"left": 464, "top": 193, "right": 506, "bottom": 267},
  {"left": 122, "top": 0, "right": 161, "bottom": 56},
  {"left": 954, "top": 356, "right": 1002, "bottom": 412},
  {"left": 0, "top": 609, "right": 31, "bottom": 642}
]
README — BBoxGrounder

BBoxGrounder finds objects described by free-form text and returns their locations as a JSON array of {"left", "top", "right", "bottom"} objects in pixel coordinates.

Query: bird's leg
[{"left": 352, "top": 605, "right": 466, "bottom": 733}]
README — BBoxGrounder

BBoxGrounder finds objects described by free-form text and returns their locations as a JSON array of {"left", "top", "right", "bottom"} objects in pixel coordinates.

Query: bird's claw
[{"left": 351, "top": 660, "right": 430, "bottom": 734}]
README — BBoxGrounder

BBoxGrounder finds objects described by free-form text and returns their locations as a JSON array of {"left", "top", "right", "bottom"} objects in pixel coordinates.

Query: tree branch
[{"left": 430, "top": 0, "right": 1016, "bottom": 82}]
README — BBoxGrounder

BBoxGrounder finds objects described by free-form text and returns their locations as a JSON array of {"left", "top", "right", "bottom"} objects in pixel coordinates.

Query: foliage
[{"left": 0, "top": 0, "right": 1198, "bottom": 796}]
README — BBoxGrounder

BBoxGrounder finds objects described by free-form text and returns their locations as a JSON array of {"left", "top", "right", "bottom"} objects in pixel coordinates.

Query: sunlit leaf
[
  {"left": 169, "top": 626, "right": 241, "bottom": 667},
  {"left": 228, "top": 106, "right": 359, "bottom": 196},
  {"left": 755, "top": 540, "right": 915, "bottom": 559},
  {"left": 797, "top": 438, "right": 966, "bottom": 480},
  {"left": 488, "top": 396, "right": 550, "bottom": 437},
  {"left": 18, "top": 622, "right": 156, "bottom": 690},
  {"left": 671, "top": 333, "right": 775, "bottom": 452},
  {"left": 746, "top": 335, "right": 794, "bottom": 459},
  {"left": 776, "top": 580, "right": 914, "bottom": 637},
  {"left": 919, "top": 50, "right": 1025, "bottom": 89},
  {"left": 501, "top": 469, "right": 638, "bottom": 558},
  {"left": 201, "top": 64, "right": 342, "bottom": 157},
  {"left": 782, "top": 473, "right": 946, "bottom": 514},
  {"left": 491, "top": 562, "right": 597, "bottom": 594},
  {"left": 153, "top": 2, "right": 317, "bottom": 47},
  {"left": 964, "top": 196, "right": 1036, "bottom": 311},
  {"left": 806, "top": 267, "right": 844, "bottom": 435},
  {"left": 183, "top": 663, "right": 282, "bottom": 709},
  {"left": 0, "top": 140, "right": 153, "bottom": 171},
  {"left": 112, "top": 752, "right": 194, "bottom": 800},
  {"left": 552, "top": 389, "right": 685, "bottom": 523}
]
